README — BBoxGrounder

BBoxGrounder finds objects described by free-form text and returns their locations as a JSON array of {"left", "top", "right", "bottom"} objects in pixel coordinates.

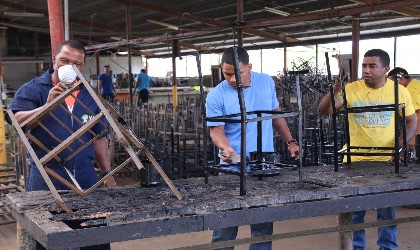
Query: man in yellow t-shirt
[
  {"left": 318, "top": 49, "right": 417, "bottom": 250},
  {"left": 388, "top": 67, "right": 420, "bottom": 153}
]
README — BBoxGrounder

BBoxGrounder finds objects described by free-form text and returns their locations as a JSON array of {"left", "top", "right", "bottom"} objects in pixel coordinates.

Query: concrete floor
[{"left": 1, "top": 207, "right": 420, "bottom": 250}]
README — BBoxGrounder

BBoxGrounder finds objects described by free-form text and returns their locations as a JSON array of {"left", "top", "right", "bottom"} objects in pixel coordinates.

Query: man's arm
[
  {"left": 14, "top": 82, "right": 69, "bottom": 125},
  {"left": 209, "top": 125, "right": 236, "bottom": 162},
  {"left": 15, "top": 108, "right": 45, "bottom": 125},
  {"left": 405, "top": 112, "right": 418, "bottom": 150},
  {"left": 134, "top": 78, "right": 139, "bottom": 90},
  {"left": 318, "top": 78, "right": 345, "bottom": 116},
  {"left": 94, "top": 137, "right": 117, "bottom": 187},
  {"left": 272, "top": 107, "right": 300, "bottom": 159},
  {"left": 97, "top": 79, "right": 102, "bottom": 93}
]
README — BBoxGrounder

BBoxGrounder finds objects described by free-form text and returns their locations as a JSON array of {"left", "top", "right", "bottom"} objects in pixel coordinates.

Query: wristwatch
[{"left": 287, "top": 139, "right": 298, "bottom": 146}]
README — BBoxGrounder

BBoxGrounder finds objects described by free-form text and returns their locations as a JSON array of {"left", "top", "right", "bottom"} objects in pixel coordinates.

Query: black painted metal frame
[{"left": 325, "top": 52, "right": 407, "bottom": 173}]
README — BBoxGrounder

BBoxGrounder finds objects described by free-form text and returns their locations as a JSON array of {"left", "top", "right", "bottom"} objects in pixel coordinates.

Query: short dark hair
[
  {"left": 388, "top": 67, "right": 410, "bottom": 78},
  {"left": 364, "top": 49, "right": 390, "bottom": 67},
  {"left": 104, "top": 65, "right": 110, "bottom": 68},
  {"left": 141, "top": 69, "right": 146, "bottom": 73},
  {"left": 56, "top": 40, "right": 86, "bottom": 60},
  {"left": 221, "top": 46, "right": 249, "bottom": 65}
]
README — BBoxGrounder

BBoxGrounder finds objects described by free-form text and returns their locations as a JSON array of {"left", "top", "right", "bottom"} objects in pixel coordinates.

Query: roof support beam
[
  {"left": 0, "top": 0, "right": 122, "bottom": 33},
  {"left": 84, "top": 28, "right": 222, "bottom": 54},
  {"left": 244, "top": 0, "right": 420, "bottom": 28},
  {"left": 113, "top": 0, "right": 298, "bottom": 43},
  {"left": 77, "top": 37, "right": 154, "bottom": 56},
  {"left": 350, "top": 0, "right": 420, "bottom": 17},
  {"left": 175, "top": 42, "right": 212, "bottom": 52}
]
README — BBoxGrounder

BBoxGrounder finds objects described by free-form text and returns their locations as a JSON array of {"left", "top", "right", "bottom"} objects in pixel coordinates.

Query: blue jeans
[
  {"left": 352, "top": 207, "right": 397, "bottom": 250},
  {"left": 212, "top": 222, "right": 273, "bottom": 250}
]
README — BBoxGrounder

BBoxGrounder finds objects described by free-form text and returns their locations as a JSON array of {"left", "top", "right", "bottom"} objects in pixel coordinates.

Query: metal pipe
[
  {"left": 195, "top": 52, "right": 209, "bottom": 183},
  {"left": 296, "top": 74, "right": 303, "bottom": 187},
  {"left": 394, "top": 76, "right": 399, "bottom": 173},
  {"left": 126, "top": 3, "right": 133, "bottom": 107},
  {"left": 233, "top": 47, "right": 247, "bottom": 196},
  {"left": 64, "top": 0, "right": 69, "bottom": 40},
  {"left": 325, "top": 52, "right": 339, "bottom": 171}
]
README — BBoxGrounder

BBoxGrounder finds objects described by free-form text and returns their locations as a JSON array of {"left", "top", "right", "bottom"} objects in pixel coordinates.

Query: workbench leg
[
  {"left": 17, "top": 222, "right": 36, "bottom": 250},
  {"left": 338, "top": 213, "right": 353, "bottom": 250}
]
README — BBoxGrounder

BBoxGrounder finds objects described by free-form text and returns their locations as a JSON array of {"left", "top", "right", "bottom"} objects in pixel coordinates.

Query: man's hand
[
  {"left": 333, "top": 74, "right": 349, "bottom": 95},
  {"left": 104, "top": 175, "right": 117, "bottom": 187},
  {"left": 287, "top": 143, "right": 300, "bottom": 160},
  {"left": 47, "top": 82, "right": 71, "bottom": 103},
  {"left": 220, "top": 146, "right": 238, "bottom": 163},
  {"left": 408, "top": 137, "right": 416, "bottom": 152}
]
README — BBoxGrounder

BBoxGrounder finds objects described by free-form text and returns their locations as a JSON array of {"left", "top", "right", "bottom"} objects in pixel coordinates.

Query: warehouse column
[
  {"left": 0, "top": 43, "right": 6, "bottom": 183},
  {"left": 236, "top": 0, "right": 243, "bottom": 47},
  {"left": 172, "top": 39, "right": 179, "bottom": 110},
  {"left": 126, "top": 3, "right": 133, "bottom": 107},
  {"left": 34, "top": 32, "right": 40, "bottom": 76},
  {"left": 338, "top": 14, "right": 361, "bottom": 250},
  {"left": 96, "top": 53, "right": 100, "bottom": 93},
  {"left": 47, "top": 0, "right": 64, "bottom": 56},
  {"left": 351, "top": 15, "right": 360, "bottom": 83},
  {"left": 283, "top": 45, "right": 288, "bottom": 72}
]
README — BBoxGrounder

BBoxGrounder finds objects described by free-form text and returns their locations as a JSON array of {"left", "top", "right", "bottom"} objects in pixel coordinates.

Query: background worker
[
  {"left": 134, "top": 68, "right": 154, "bottom": 109},
  {"left": 388, "top": 67, "right": 420, "bottom": 154},
  {"left": 206, "top": 46, "right": 300, "bottom": 250},
  {"left": 318, "top": 49, "right": 417, "bottom": 250},
  {"left": 7, "top": 40, "right": 116, "bottom": 250},
  {"left": 98, "top": 65, "right": 115, "bottom": 102}
]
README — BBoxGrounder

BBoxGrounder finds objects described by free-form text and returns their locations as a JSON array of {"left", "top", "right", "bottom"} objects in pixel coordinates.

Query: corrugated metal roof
[{"left": 1, "top": 0, "right": 420, "bottom": 57}]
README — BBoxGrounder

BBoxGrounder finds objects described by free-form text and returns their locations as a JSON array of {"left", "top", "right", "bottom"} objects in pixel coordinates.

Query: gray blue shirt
[
  {"left": 136, "top": 72, "right": 154, "bottom": 92},
  {"left": 206, "top": 71, "right": 279, "bottom": 157}
]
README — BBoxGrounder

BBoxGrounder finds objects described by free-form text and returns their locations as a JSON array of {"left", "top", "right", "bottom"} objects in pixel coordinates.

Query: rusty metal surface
[{"left": 6, "top": 162, "right": 420, "bottom": 249}]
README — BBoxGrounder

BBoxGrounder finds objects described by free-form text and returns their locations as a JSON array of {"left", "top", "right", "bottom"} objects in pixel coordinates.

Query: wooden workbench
[{"left": 6, "top": 162, "right": 420, "bottom": 249}]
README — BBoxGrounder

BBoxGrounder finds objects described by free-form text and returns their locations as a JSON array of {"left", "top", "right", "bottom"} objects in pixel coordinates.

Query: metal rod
[
  {"left": 341, "top": 72, "right": 351, "bottom": 165},
  {"left": 394, "top": 76, "right": 399, "bottom": 173},
  {"left": 195, "top": 52, "right": 208, "bottom": 183},
  {"left": 402, "top": 106, "right": 407, "bottom": 166},
  {"left": 232, "top": 47, "right": 247, "bottom": 196},
  {"left": 296, "top": 74, "right": 303, "bottom": 187},
  {"left": 257, "top": 112, "right": 262, "bottom": 162},
  {"left": 325, "top": 52, "right": 339, "bottom": 171}
]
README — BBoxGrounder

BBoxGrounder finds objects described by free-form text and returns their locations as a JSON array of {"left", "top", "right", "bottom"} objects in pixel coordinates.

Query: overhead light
[
  {"left": 264, "top": 7, "right": 289, "bottom": 17},
  {"left": 117, "top": 51, "right": 128, "bottom": 55},
  {"left": 147, "top": 19, "right": 179, "bottom": 31},
  {"left": 4, "top": 11, "right": 45, "bottom": 17}
]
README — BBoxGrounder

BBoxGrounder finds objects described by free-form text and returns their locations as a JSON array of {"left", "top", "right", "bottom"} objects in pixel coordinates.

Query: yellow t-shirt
[
  {"left": 406, "top": 78, "right": 420, "bottom": 111},
  {"left": 343, "top": 79, "right": 415, "bottom": 162}
]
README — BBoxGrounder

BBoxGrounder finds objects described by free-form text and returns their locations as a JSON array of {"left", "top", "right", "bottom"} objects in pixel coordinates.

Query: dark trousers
[{"left": 102, "top": 93, "right": 114, "bottom": 103}]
